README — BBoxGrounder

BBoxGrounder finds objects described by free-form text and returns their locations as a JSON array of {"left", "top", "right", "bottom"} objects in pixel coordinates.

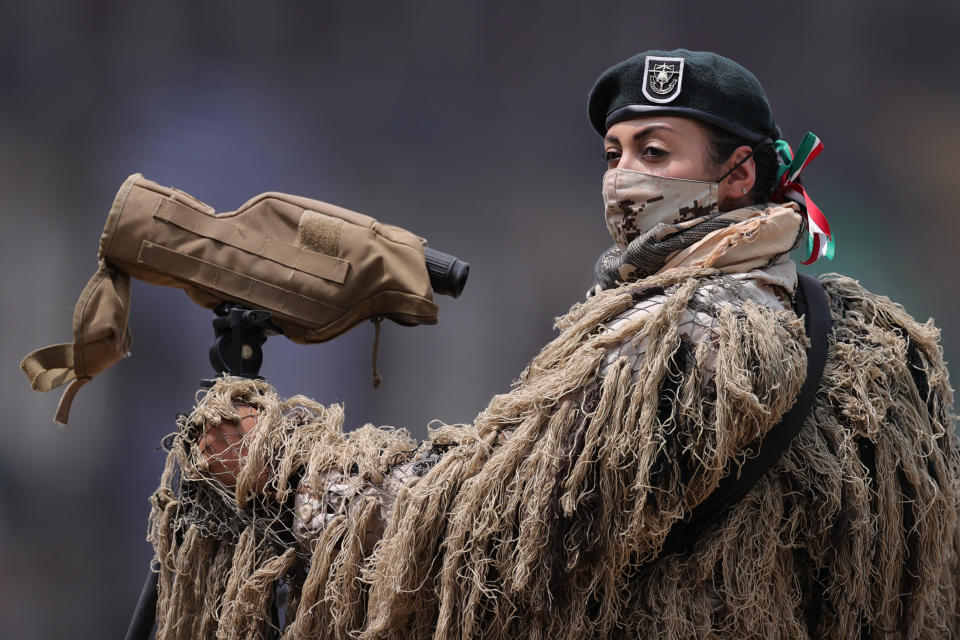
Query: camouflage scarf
[{"left": 594, "top": 203, "right": 804, "bottom": 291}]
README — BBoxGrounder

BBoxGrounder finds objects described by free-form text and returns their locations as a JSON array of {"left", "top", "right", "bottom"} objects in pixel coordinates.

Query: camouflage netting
[{"left": 148, "top": 268, "right": 960, "bottom": 639}]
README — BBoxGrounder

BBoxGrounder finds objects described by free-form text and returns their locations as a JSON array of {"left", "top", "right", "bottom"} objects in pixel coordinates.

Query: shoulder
[
  {"left": 599, "top": 272, "right": 796, "bottom": 380},
  {"left": 820, "top": 273, "right": 943, "bottom": 349},
  {"left": 819, "top": 274, "right": 952, "bottom": 415}
]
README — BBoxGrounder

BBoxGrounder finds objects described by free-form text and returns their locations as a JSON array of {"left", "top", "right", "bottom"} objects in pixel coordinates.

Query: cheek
[{"left": 656, "top": 157, "right": 709, "bottom": 180}]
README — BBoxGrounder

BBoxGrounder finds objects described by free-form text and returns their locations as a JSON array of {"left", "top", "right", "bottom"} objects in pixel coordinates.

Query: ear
[{"left": 717, "top": 145, "right": 757, "bottom": 210}]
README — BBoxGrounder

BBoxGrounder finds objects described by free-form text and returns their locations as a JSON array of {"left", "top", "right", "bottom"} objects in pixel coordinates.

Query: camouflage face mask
[{"left": 602, "top": 168, "right": 720, "bottom": 250}]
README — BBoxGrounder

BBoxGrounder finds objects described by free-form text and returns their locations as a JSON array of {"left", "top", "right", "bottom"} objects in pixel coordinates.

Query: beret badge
[{"left": 642, "top": 56, "right": 685, "bottom": 104}]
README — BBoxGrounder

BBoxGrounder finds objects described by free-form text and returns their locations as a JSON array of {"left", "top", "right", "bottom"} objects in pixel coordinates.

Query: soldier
[{"left": 155, "top": 50, "right": 960, "bottom": 639}]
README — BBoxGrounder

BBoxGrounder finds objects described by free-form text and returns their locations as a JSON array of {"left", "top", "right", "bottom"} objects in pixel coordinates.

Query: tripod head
[{"left": 206, "top": 303, "right": 281, "bottom": 381}]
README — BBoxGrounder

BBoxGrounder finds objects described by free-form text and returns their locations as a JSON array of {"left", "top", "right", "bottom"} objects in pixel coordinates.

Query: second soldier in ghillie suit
[{"left": 146, "top": 50, "right": 960, "bottom": 639}]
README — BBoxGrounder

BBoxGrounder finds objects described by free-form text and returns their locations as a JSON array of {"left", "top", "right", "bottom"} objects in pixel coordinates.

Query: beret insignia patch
[{"left": 642, "top": 56, "right": 684, "bottom": 104}]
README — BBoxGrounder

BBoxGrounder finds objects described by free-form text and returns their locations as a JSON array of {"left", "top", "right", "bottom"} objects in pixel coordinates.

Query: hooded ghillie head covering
[{"left": 148, "top": 268, "right": 960, "bottom": 639}]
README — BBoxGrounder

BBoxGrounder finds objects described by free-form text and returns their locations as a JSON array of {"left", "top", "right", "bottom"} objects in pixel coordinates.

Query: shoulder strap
[{"left": 657, "top": 272, "right": 832, "bottom": 557}]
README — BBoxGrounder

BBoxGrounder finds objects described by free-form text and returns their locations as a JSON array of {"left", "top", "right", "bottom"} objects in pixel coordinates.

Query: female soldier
[{"left": 156, "top": 50, "right": 960, "bottom": 639}]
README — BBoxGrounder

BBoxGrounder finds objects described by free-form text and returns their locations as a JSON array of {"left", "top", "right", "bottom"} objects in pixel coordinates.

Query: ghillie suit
[{"left": 149, "top": 262, "right": 960, "bottom": 639}]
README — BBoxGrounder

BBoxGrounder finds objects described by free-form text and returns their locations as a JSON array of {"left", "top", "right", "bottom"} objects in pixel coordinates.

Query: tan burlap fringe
[{"left": 148, "top": 269, "right": 960, "bottom": 639}]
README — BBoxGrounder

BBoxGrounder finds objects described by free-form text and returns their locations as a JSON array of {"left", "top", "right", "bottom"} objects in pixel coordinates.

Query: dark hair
[{"left": 702, "top": 122, "right": 785, "bottom": 205}]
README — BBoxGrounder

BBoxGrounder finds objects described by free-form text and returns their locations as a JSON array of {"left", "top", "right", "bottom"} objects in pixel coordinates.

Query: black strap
[
  {"left": 657, "top": 273, "right": 832, "bottom": 557},
  {"left": 124, "top": 568, "right": 159, "bottom": 640}
]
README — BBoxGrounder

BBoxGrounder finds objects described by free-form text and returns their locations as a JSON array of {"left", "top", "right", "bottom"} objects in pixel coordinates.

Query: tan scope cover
[{"left": 21, "top": 173, "right": 439, "bottom": 423}]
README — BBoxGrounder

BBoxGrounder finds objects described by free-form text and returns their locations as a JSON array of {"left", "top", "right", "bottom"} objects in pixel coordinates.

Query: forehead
[{"left": 604, "top": 115, "right": 709, "bottom": 144}]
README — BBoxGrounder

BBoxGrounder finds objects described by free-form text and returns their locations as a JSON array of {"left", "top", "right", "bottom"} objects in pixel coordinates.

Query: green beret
[{"left": 588, "top": 49, "right": 781, "bottom": 143}]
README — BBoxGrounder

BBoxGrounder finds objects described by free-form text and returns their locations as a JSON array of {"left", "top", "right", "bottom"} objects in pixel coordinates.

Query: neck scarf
[{"left": 594, "top": 203, "right": 805, "bottom": 291}]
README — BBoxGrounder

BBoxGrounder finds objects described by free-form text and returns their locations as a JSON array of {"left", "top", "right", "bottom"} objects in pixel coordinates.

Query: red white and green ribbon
[{"left": 773, "top": 133, "right": 834, "bottom": 265}]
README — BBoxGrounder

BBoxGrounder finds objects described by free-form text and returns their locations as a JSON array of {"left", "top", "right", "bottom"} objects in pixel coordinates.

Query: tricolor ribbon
[{"left": 773, "top": 133, "right": 834, "bottom": 265}]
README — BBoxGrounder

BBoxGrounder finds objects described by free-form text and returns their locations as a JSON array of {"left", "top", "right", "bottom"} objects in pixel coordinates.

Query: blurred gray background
[{"left": 2, "top": 1, "right": 958, "bottom": 637}]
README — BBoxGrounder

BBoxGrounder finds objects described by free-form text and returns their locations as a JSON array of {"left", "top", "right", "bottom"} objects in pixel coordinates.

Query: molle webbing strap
[
  {"left": 137, "top": 241, "right": 343, "bottom": 322},
  {"left": 658, "top": 272, "right": 832, "bottom": 557},
  {"left": 155, "top": 198, "right": 349, "bottom": 284}
]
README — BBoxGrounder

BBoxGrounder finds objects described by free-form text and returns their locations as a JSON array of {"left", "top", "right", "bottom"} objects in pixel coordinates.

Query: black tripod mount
[{"left": 203, "top": 303, "right": 281, "bottom": 384}]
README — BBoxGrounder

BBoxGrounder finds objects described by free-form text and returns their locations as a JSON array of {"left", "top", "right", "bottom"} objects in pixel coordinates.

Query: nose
[{"left": 615, "top": 150, "right": 645, "bottom": 172}]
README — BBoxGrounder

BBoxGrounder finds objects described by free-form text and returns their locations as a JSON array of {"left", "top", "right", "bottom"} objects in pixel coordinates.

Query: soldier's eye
[
  {"left": 603, "top": 149, "right": 621, "bottom": 163},
  {"left": 642, "top": 145, "right": 667, "bottom": 159}
]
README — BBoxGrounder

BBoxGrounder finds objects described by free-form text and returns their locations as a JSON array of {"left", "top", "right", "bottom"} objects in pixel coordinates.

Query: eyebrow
[{"left": 604, "top": 124, "right": 673, "bottom": 144}]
